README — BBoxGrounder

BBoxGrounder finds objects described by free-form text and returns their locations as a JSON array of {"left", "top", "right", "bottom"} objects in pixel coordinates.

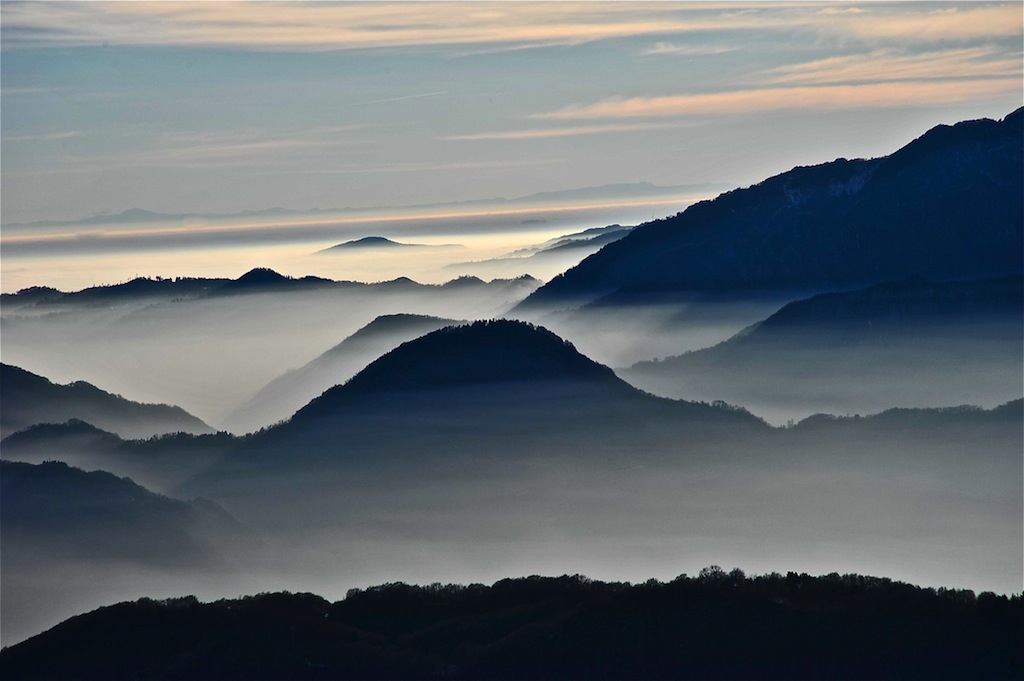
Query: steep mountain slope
[
  {"left": 0, "top": 364, "right": 213, "bottom": 439},
  {"left": 620, "top": 277, "right": 1024, "bottom": 422},
  {"left": 223, "top": 314, "right": 463, "bottom": 433},
  {"left": 521, "top": 109, "right": 1023, "bottom": 309}
]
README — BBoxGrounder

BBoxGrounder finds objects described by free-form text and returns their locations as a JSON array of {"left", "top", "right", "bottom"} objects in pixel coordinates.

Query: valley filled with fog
[{"left": 1, "top": 110, "right": 1021, "bottom": 666}]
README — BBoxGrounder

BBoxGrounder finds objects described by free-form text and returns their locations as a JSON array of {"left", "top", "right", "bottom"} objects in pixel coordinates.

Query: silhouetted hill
[
  {"left": 521, "top": 109, "right": 1023, "bottom": 309},
  {"left": 194, "top": 321, "right": 764, "bottom": 488},
  {"left": 327, "top": 236, "right": 410, "bottom": 249},
  {"left": 322, "top": 320, "right": 621, "bottom": 397},
  {"left": 0, "top": 460, "right": 247, "bottom": 567},
  {"left": 3, "top": 571, "right": 1019, "bottom": 680},
  {"left": 0, "top": 286, "right": 64, "bottom": 308},
  {"left": 621, "top": 277, "right": 1023, "bottom": 422},
  {"left": 283, "top": 319, "right": 755, "bottom": 427},
  {"left": 0, "top": 364, "right": 212, "bottom": 439},
  {"left": 222, "top": 313, "right": 463, "bottom": 433},
  {"left": 0, "top": 420, "right": 238, "bottom": 492},
  {"left": 317, "top": 236, "right": 462, "bottom": 253},
  {"left": 214, "top": 268, "right": 336, "bottom": 295},
  {"left": 0, "top": 419, "right": 125, "bottom": 457}
]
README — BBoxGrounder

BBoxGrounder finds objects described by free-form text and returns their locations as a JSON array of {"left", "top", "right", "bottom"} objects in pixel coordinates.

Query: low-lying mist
[{"left": 1, "top": 281, "right": 537, "bottom": 427}]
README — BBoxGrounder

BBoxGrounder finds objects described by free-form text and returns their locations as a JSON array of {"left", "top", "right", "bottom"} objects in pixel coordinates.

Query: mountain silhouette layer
[
  {"left": 3, "top": 572, "right": 1019, "bottom": 680},
  {"left": 0, "top": 364, "right": 212, "bottom": 439},
  {"left": 521, "top": 109, "right": 1023, "bottom": 309},
  {"left": 621, "top": 277, "right": 1023, "bottom": 421},
  {"left": 194, "top": 320, "right": 764, "bottom": 489},
  {"left": 317, "top": 236, "right": 463, "bottom": 253},
  {"left": 222, "top": 313, "right": 463, "bottom": 433},
  {"left": 0, "top": 460, "right": 246, "bottom": 568}
]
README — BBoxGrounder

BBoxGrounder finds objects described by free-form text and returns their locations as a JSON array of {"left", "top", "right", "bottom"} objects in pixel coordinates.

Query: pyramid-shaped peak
[
  {"left": 347, "top": 320, "right": 616, "bottom": 390},
  {"left": 235, "top": 267, "right": 289, "bottom": 284},
  {"left": 294, "top": 320, "right": 624, "bottom": 420}
]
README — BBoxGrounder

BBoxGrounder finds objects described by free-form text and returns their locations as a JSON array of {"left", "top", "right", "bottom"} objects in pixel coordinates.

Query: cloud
[
  {"left": 534, "top": 79, "right": 1021, "bottom": 120},
  {"left": 249, "top": 159, "right": 567, "bottom": 175},
  {"left": 640, "top": 42, "right": 736, "bottom": 57},
  {"left": 59, "top": 125, "right": 364, "bottom": 169},
  {"left": 2, "top": 130, "right": 82, "bottom": 142},
  {"left": 3, "top": 3, "right": 1017, "bottom": 52},
  {"left": 355, "top": 91, "right": 449, "bottom": 106},
  {"left": 441, "top": 123, "right": 682, "bottom": 141},
  {"left": 767, "top": 47, "right": 1023, "bottom": 86},
  {"left": 818, "top": 4, "right": 1023, "bottom": 43},
  {"left": 0, "top": 3, "right": 718, "bottom": 51}
]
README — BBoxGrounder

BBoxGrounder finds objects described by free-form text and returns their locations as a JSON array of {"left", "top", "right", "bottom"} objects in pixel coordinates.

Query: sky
[{"left": 1, "top": 1, "right": 1021, "bottom": 291}]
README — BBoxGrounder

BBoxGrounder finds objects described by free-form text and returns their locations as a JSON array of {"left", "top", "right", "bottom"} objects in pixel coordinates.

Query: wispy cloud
[
  {"left": 355, "top": 91, "right": 449, "bottom": 106},
  {"left": 60, "top": 125, "right": 364, "bottom": 169},
  {"left": 3, "top": 3, "right": 1017, "bottom": 52},
  {"left": 640, "top": 42, "right": 736, "bottom": 57},
  {"left": 2, "top": 130, "right": 82, "bottom": 142},
  {"left": 766, "top": 47, "right": 1023, "bottom": 86},
  {"left": 0, "top": 87, "right": 56, "bottom": 96},
  {"left": 0, "top": 3, "right": 713, "bottom": 51},
  {"left": 441, "top": 122, "right": 681, "bottom": 141},
  {"left": 815, "top": 4, "right": 1023, "bottom": 43},
  {"left": 250, "top": 159, "right": 566, "bottom": 175},
  {"left": 534, "top": 79, "right": 1021, "bottom": 120}
]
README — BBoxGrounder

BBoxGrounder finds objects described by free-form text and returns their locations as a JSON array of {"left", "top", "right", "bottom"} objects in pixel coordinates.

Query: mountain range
[
  {"left": 0, "top": 364, "right": 212, "bottom": 439},
  {"left": 1, "top": 109, "right": 1021, "bottom": 664},
  {"left": 521, "top": 108, "right": 1023, "bottom": 310},
  {"left": 1, "top": 268, "right": 540, "bottom": 307},
  {"left": 621, "top": 276, "right": 1024, "bottom": 422}
]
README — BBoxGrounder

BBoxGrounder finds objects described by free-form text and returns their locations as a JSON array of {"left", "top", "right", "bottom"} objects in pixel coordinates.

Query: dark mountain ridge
[
  {"left": 280, "top": 319, "right": 686, "bottom": 433},
  {"left": 0, "top": 460, "right": 246, "bottom": 568},
  {"left": 2, "top": 572, "right": 1018, "bottom": 680},
  {"left": 621, "top": 277, "right": 1023, "bottom": 421},
  {"left": 326, "top": 320, "right": 619, "bottom": 396},
  {"left": 194, "top": 320, "right": 765, "bottom": 490},
  {"left": 0, "top": 364, "right": 212, "bottom": 440},
  {"left": 2, "top": 270, "right": 542, "bottom": 307},
  {"left": 222, "top": 313, "right": 464, "bottom": 433},
  {"left": 521, "top": 109, "right": 1023, "bottom": 308}
]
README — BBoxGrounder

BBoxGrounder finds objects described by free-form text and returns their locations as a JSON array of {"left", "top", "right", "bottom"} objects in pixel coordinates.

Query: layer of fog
[
  {"left": 1, "top": 286, "right": 807, "bottom": 431},
  {"left": 3, "top": 391, "right": 1019, "bottom": 647},
  {"left": 512, "top": 294, "right": 797, "bottom": 368},
  {"left": 623, "top": 322, "right": 1023, "bottom": 425},
  {"left": 2, "top": 191, "right": 721, "bottom": 293},
  {"left": 1, "top": 283, "right": 537, "bottom": 427}
]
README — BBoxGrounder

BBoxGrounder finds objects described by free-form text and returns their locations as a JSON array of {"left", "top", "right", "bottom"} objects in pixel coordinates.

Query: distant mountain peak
[
  {"left": 234, "top": 267, "right": 289, "bottom": 284},
  {"left": 324, "top": 236, "right": 406, "bottom": 250}
]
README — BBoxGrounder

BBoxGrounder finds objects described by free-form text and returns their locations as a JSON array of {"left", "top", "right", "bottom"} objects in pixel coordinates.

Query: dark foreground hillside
[{"left": 3, "top": 571, "right": 1020, "bottom": 681}]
